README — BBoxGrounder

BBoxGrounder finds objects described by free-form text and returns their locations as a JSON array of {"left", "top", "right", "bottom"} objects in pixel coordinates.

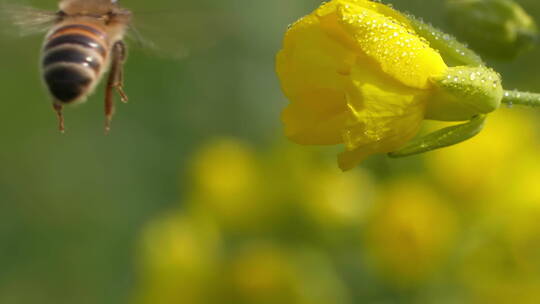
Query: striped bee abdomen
[
  {"left": 44, "top": 34, "right": 106, "bottom": 57},
  {"left": 42, "top": 24, "right": 108, "bottom": 104}
]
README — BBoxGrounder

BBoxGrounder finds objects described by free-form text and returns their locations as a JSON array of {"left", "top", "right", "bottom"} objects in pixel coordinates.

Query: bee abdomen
[
  {"left": 44, "top": 65, "right": 93, "bottom": 103},
  {"left": 42, "top": 24, "right": 108, "bottom": 104},
  {"left": 43, "top": 47, "right": 102, "bottom": 72},
  {"left": 44, "top": 34, "right": 106, "bottom": 57}
]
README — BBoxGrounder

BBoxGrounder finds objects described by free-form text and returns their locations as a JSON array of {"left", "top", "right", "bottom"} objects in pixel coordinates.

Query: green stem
[{"left": 502, "top": 90, "right": 540, "bottom": 107}]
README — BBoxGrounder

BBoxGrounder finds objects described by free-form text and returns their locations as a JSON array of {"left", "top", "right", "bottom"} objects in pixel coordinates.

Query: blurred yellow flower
[
  {"left": 276, "top": 0, "right": 447, "bottom": 170},
  {"left": 189, "top": 138, "right": 274, "bottom": 230},
  {"left": 227, "top": 243, "right": 297, "bottom": 303},
  {"left": 191, "top": 138, "right": 259, "bottom": 202},
  {"left": 412, "top": 149, "right": 540, "bottom": 302},
  {"left": 225, "top": 243, "right": 351, "bottom": 304},
  {"left": 301, "top": 167, "right": 375, "bottom": 230},
  {"left": 134, "top": 212, "right": 222, "bottom": 304},
  {"left": 365, "top": 179, "right": 458, "bottom": 285},
  {"left": 479, "top": 152, "right": 540, "bottom": 275},
  {"left": 425, "top": 108, "right": 538, "bottom": 202},
  {"left": 458, "top": 231, "right": 540, "bottom": 304},
  {"left": 495, "top": 151, "right": 540, "bottom": 213}
]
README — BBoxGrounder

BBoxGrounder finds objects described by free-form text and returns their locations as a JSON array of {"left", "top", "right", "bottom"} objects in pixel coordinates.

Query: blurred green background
[{"left": 2, "top": 0, "right": 540, "bottom": 303}]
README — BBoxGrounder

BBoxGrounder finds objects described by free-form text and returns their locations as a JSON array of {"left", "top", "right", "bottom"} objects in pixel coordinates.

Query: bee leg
[
  {"left": 388, "top": 115, "right": 486, "bottom": 158},
  {"left": 104, "top": 41, "right": 127, "bottom": 133},
  {"left": 114, "top": 41, "right": 128, "bottom": 103},
  {"left": 104, "top": 71, "right": 115, "bottom": 134},
  {"left": 52, "top": 103, "right": 65, "bottom": 133}
]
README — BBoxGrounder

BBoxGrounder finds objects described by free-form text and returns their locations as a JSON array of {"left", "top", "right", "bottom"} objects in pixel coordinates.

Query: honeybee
[
  {"left": 3, "top": 0, "right": 134, "bottom": 133},
  {"left": 2, "top": 0, "right": 232, "bottom": 133}
]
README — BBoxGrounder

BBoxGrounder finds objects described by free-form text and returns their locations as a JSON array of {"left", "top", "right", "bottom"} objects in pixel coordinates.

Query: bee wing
[
  {"left": 0, "top": 3, "right": 57, "bottom": 37},
  {"left": 127, "top": 9, "right": 236, "bottom": 60}
]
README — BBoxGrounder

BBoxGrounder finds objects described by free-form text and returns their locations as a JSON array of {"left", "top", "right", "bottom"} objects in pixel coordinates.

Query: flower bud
[
  {"left": 446, "top": 0, "right": 538, "bottom": 59},
  {"left": 427, "top": 66, "right": 503, "bottom": 121}
]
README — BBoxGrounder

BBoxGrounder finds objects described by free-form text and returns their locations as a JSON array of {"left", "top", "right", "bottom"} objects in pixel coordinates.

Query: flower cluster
[{"left": 133, "top": 116, "right": 540, "bottom": 303}]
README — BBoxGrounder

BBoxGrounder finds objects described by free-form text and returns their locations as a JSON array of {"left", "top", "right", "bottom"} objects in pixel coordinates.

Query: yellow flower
[
  {"left": 425, "top": 108, "right": 537, "bottom": 201},
  {"left": 191, "top": 138, "right": 259, "bottom": 202},
  {"left": 227, "top": 243, "right": 296, "bottom": 302},
  {"left": 189, "top": 138, "right": 271, "bottom": 230},
  {"left": 276, "top": 0, "right": 448, "bottom": 170},
  {"left": 225, "top": 243, "right": 351, "bottom": 304},
  {"left": 301, "top": 167, "right": 375, "bottom": 231},
  {"left": 134, "top": 212, "right": 222, "bottom": 304},
  {"left": 364, "top": 179, "right": 458, "bottom": 285},
  {"left": 457, "top": 196, "right": 540, "bottom": 304}
]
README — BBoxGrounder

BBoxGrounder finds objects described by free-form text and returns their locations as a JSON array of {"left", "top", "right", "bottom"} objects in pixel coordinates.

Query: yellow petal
[
  {"left": 338, "top": 64, "right": 427, "bottom": 170},
  {"left": 276, "top": 13, "right": 354, "bottom": 145},
  {"left": 317, "top": 1, "right": 447, "bottom": 89},
  {"left": 337, "top": 147, "right": 375, "bottom": 171},
  {"left": 282, "top": 89, "right": 349, "bottom": 145},
  {"left": 276, "top": 14, "right": 355, "bottom": 100},
  {"left": 318, "top": 0, "right": 414, "bottom": 31}
]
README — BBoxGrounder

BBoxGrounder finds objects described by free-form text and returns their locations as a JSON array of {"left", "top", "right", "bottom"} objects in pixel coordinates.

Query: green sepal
[
  {"left": 388, "top": 115, "right": 486, "bottom": 158},
  {"left": 426, "top": 66, "right": 502, "bottom": 121},
  {"left": 408, "top": 15, "right": 484, "bottom": 67}
]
